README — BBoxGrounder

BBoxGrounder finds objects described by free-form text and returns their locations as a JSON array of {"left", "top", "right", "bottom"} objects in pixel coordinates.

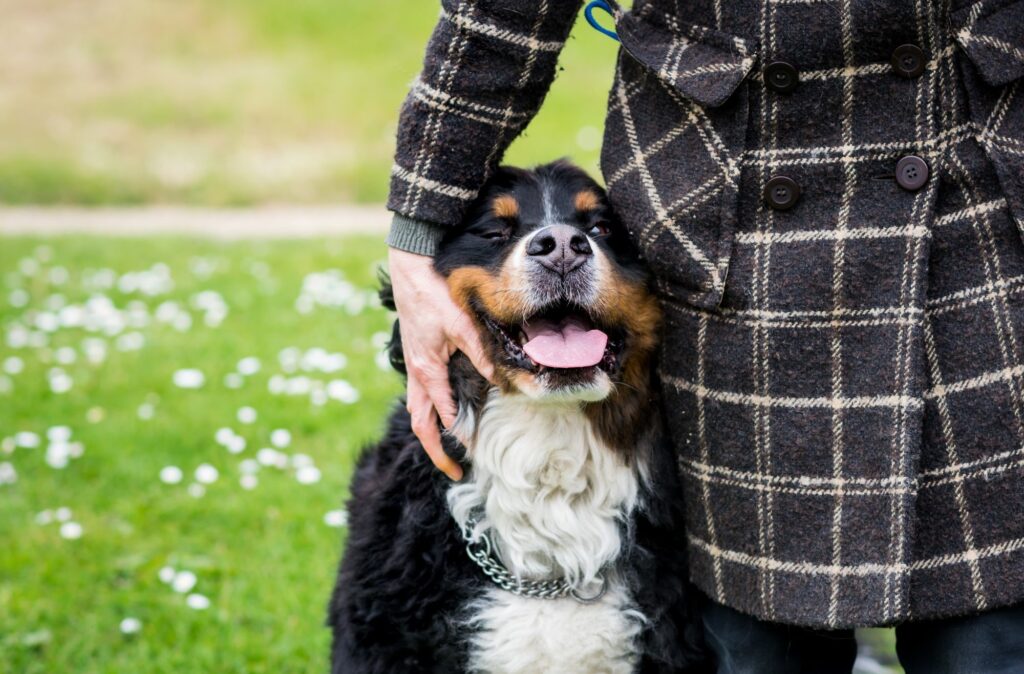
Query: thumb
[{"left": 449, "top": 314, "right": 496, "bottom": 384}]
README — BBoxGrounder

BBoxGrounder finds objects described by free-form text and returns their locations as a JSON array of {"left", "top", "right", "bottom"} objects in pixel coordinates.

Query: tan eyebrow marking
[
  {"left": 492, "top": 194, "right": 519, "bottom": 219},
  {"left": 574, "top": 190, "right": 601, "bottom": 212}
]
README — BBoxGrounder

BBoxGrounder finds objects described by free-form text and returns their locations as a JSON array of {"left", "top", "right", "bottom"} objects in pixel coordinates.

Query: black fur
[{"left": 326, "top": 403, "right": 480, "bottom": 673}]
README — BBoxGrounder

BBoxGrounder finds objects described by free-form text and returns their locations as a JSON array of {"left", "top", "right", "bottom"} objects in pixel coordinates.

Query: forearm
[{"left": 387, "top": 0, "right": 583, "bottom": 231}]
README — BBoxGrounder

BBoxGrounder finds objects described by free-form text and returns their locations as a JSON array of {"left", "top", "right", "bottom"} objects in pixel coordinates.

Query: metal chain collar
[{"left": 460, "top": 512, "right": 608, "bottom": 604}]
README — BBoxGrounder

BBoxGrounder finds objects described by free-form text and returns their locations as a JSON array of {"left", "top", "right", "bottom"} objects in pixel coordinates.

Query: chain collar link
[{"left": 460, "top": 512, "right": 608, "bottom": 604}]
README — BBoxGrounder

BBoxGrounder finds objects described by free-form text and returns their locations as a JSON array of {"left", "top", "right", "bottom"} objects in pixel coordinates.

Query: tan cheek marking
[
  {"left": 492, "top": 195, "right": 519, "bottom": 219},
  {"left": 509, "top": 371, "right": 542, "bottom": 397},
  {"left": 574, "top": 190, "right": 601, "bottom": 212},
  {"left": 446, "top": 265, "right": 533, "bottom": 325},
  {"left": 446, "top": 264, "right": 535, "bottom": 394},
  {"left": 593, "top": 271, "right": 661, "bottom": 356}
]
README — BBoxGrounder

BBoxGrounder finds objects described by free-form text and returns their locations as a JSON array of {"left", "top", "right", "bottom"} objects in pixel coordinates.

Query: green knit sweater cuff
[{"left": 386, "top": 214, "right": 447, "bottom": 257}]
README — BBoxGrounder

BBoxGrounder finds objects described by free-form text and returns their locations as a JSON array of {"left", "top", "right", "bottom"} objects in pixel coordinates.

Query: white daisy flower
[
  {"left": 2, "top": 356, "right": 24, "bottom": 375},
  {"left": 295, "top": 465, "right": 321, "bottom": 485},
  {"left": 291, "top": 453, "right": 313, "bottom": 469},
  {"left": 326, "top": 380, "right": 359, "bottom": 404},
  {"left": 269, "top": 429, "right": 291, "bottom": 449},
  {"left": 239, "top": 459, "right": 260, "bottom": 475},
  {"left": 324, "top": 510, "right": 348, "bottom": 528},
  {"left": 59, "top": 521, "right": 83, "bottom": 540},
  {"left": 172, "top": 369, "right": 205, "bottom": 389},
  {"left": 226, "top": 436, "right": 246, "bottom": 455},
  {"left": 15, "top": 431, "right": 40, "bottom": 449},
  {"left": 46, "top": 426, "right": 72, "bottom": 443},
  {"left": 185, "top": 593, "right": 210, "bottom": 610},
  {"left": 48, "top": 369, "right": 73, "bottom": 394},
  {"left": 115, "top": 332, "right": 146, "bottom": 352},
  {"left": 256, "top": 448, "right": 281, "bottom": 467},
  {"left": 237, "top": 357, "right": 261, "bottom": 376},
  {"left": 194, "top": 464, "right": 219, "bottom": 485},
  {"left": 267, "top": 375, "right": 286, "bottom": 395},
  {"left": 45, "top": 444, "right": 70, "bottom": 469},
  {"left": 159, "top": 466, "right": 183, "bottom": 485},
  {"left": 214, "top": 427, "right": 235, "bottom": 446},
  {"left": 171, "top": 570, "right": 197, "bottom": 594},
  {"left": 0, "top": 462, "right": 17, "bottom": 485}
]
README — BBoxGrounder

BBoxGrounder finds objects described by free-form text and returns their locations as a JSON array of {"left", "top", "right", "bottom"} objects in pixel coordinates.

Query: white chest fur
[{"left": 447, "top": 394, "right": 644, "bottom": 673}]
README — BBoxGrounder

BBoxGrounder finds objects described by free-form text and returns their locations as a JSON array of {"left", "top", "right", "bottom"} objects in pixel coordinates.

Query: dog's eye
[
  {"left": 588, "top": 223, "right": 611, "bottom": 237},
  {"left": 479, "top": 229, "right": 509, "bottom": 241}
]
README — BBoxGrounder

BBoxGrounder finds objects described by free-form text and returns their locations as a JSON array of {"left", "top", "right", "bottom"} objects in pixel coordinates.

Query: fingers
[
  {"left": 407, "top": 370, "right": 463, "bottom": 481},
  {"left": 409, "top": 356, "right": 458, "bottom": 429},
  {"left": 449, "top": 313, "right": 496, "bottom": 384}
]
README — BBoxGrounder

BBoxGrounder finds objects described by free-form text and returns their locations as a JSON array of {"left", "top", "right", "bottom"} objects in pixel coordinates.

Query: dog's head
[{"left": 434, "top": 161, "right": 660, "bottom": 404}]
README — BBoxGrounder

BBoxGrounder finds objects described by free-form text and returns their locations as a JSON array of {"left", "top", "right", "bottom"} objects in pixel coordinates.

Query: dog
[{"left": 327, "top": 161, "right": 709, "bottom": 673}]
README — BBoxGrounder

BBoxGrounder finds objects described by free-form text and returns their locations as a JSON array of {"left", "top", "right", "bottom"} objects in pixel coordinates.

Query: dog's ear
[
  {"left": 387, "top": 318, "right": 406, "bottom": 376},
  {"left": 377, "top": 268, "right": 396, "bottom": 311},
  {"left": 376, "top": 269, "right": 407, "bottom": 376}
]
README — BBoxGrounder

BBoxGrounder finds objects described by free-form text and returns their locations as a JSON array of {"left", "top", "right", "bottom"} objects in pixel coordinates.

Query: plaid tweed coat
[{"left": 386, "top": 0, "right": 1024, "bottom": 628}]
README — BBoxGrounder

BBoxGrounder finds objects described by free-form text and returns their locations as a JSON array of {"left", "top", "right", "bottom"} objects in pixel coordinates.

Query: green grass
[
  {"left": 1, "top": 0, "right": 617, "bottom": 205},
  {"left": 0, "top": 234, "right": 903, "bottom": 672},
  {"left": 0, "top": 236, "right": 399, "bottom": 672}
]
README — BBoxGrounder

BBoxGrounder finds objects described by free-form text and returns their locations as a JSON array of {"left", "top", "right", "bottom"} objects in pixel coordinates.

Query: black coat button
[
  {"left": 891, "top": 44, "right": 926, "bottom": 78},
  {"left": 895, "top": 156, "right": 929, "bottom": 191},
  {"left": 764, "top": 176, "right": 801, "bottom": 210},
  {"left": 761, "top": 61, "right": 798, "bottom": 93},
  {"left": 764, "top": 61, "right": 799, "bottom": 93}
]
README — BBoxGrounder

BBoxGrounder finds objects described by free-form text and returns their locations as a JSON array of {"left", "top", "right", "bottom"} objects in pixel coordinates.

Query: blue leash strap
[{"left": 584, "top": 0, "right": 619, "bottom": 42}]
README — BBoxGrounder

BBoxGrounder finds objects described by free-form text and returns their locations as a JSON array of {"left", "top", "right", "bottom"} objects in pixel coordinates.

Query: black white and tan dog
[{"left": 327, "top": 161, "right": 709, "bottom": 673}]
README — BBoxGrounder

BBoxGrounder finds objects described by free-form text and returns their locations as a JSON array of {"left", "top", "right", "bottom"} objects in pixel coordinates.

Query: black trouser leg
[
  {"left": 896, "top": 603, "right": 1024, "bottom": 674},
  {"left": 701, "top": 600, "right": 858, "bottom": 674}
]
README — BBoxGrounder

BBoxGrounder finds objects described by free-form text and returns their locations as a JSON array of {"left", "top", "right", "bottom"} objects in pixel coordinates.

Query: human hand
[{"left": 388, "top": 248, "right": 495, "bottom": 481}]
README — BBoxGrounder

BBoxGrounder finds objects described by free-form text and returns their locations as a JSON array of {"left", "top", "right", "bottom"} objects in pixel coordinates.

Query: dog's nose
[{"left": 525, "top": 225, "right": 592, "bottom": 275}]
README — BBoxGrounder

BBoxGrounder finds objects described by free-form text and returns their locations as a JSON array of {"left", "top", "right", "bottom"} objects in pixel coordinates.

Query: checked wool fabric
[{"left": 387, "top": 0, "right": 1024, "bottom": 627}]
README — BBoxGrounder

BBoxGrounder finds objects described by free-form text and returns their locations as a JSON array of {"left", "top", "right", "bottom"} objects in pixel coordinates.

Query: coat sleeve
[{"left": 387, "top": 0, "right": 584, "bottom": 229}]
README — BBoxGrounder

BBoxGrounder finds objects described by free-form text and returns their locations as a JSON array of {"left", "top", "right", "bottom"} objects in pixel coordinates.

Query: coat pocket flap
[
  {"left": 615, "top": 8, "right": 758, "bottom": 108},
  {"left": 952, "top": 0, "right": 1024, "bottom": 87}
]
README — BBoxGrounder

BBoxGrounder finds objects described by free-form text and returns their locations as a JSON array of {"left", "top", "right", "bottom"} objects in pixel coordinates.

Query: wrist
[{"left": 386, "top": 214, "right": 447, "bottom": 257}]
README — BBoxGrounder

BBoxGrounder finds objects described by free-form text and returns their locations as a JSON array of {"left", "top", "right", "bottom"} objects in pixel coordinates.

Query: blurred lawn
[
  {"left": 0, "top": 233, "right": 904, "bottom": 674},
  {"left": 0, "top": 236, "right": 400, "bottom": 672},
  {"left": 0, "top": 0, "right": 616, "bottom": 205},
  {"left": 0, "top": 233, "right": 903, "bottom": 673}
]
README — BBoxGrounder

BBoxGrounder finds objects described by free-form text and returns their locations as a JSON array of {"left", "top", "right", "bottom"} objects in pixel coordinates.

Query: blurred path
[{"left": 0, "top": 205, "right": 390, "bottom": 239}]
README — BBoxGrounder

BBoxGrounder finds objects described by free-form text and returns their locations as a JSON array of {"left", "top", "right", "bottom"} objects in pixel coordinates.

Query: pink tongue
[{"left": 522, "top": 318, "right": 608, "bottom": 369}]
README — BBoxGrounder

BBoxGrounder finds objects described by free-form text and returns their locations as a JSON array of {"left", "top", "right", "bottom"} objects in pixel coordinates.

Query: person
[{"left": 384, "top": 0, "right": 1024, "bottom": 671}]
